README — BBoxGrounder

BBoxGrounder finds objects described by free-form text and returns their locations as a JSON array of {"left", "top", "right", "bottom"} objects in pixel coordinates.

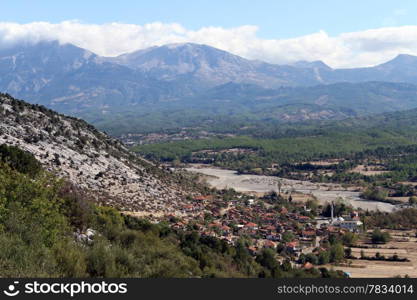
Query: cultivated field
[
  {"left": 332, "top": 230, "right": 417, "bottom": 278},
  {"left": 348, "top": 164, "right": 389, "bottom": 176}
]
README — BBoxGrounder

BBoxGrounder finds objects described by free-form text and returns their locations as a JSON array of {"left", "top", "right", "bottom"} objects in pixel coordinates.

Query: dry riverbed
[{"left": 185, "top": 165, "right": 396, "bottom": 212}]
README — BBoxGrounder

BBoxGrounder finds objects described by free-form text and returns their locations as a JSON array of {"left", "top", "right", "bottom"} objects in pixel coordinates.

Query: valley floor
[{"left": 185, "top": 164, "right": 397, "bottom": 212}]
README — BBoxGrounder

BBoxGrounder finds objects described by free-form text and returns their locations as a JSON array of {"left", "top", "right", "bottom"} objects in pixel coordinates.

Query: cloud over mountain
[{"left": 1, "top": 21, "right": 417, "bottom": 68}]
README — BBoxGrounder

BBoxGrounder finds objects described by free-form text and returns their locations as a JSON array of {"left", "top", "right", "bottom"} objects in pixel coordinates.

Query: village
[
  {"left": 120, "top": 165, "right": 417, "bottom": 279},
  {"left": 130, "top": 185, "right": 367, "bottom": 271}
]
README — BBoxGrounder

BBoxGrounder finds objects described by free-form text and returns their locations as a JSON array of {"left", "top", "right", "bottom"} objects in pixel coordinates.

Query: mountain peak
[
  {"left": 394, "top": 53, "right": 417, "bottom": 59},
  {"left": 1, "top": 40, "right": 94, "bottom": 56},
  {"left": 291, "top": 60, "right": 332, "bottom": 70},
  {"left": 106, "top": 42, "right": 258, "bottom": 85},
  {"left": 145, "top": 42, "right": 237, "bottom": 58},
  {"left": 163, "top": 42, "right": 204, "bottom": 49},
  {"left": 382, "top": 53, "right": 417, "bottom": 66}
]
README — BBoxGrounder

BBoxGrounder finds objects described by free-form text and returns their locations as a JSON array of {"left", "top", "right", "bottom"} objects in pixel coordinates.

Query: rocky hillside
[{"left": 0, "top": 93, "right": 196, "bottom": 215}]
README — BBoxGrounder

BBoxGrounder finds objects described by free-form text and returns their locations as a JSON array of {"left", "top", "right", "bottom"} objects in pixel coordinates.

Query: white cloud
[{"left": 1, "top": 21, "right": 417, "bottom": 68}]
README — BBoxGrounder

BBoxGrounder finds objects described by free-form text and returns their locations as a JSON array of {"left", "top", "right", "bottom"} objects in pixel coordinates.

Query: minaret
[{"left": 330, "top": 201, "right": 334, "bottom": 223}]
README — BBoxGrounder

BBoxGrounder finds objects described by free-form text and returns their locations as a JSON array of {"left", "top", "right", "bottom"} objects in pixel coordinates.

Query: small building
[
  {"left": 286, "top": 241, "right": 300, "bottom": 253},
  {"left": 264, "top": 240, "right": 277, "bottom": 249},
  {"left": 244, "top": 222, "right": 259, "bottom": 230},
  {"left": 338, "top": 220, "right": 363, "bottom": 232}
]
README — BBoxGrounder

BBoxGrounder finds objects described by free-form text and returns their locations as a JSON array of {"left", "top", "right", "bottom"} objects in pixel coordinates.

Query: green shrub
[
  {"left": 0, "top": 144, "right": 42, "bottom": 177},
  {"left": 371, "top": 229, "right": 391, "bottom": 244}
]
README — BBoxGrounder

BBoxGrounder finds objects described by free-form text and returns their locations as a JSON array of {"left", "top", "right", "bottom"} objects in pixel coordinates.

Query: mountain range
[{"left": 2, "top": 41, "right": 417, "bottom": 134}]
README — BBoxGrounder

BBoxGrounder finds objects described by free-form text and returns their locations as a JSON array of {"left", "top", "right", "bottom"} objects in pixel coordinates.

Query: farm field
[{"left": 330, "top": 231, "right": 417, "bottom": 278}]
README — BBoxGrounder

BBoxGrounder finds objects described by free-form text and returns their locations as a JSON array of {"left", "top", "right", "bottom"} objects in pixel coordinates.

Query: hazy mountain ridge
[
  {"left": 92, "top": 81, "right": 417, "bottom": 134},
  {"left": 0, "top": 41, "right": 96, "bottom": 96},
  {"left": 0, "top": 93, "right": 196, "bottom": 214},
  {"left": 102, "top": 42, "right": 319, "bottom": 87},
  {"left": 104, "top": 43, "right": 417, "bottom": 86},
  {"left": 3, "top": 41, "right": 417, "bottom": 134}
]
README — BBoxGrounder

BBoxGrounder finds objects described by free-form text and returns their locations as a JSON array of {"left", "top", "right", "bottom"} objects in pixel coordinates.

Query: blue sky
[
  {"left": 1, "top": 0, "right": 417, "bottom": 67},
  {"left": 2, "top": 0, "right": 416, "bottom": 38}
]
